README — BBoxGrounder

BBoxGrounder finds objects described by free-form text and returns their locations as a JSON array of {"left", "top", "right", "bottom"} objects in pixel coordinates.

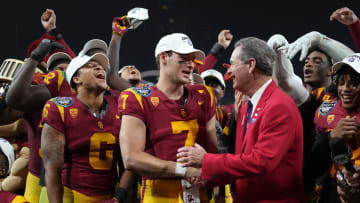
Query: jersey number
[
  {"left": 43, "top": 72, "right": 56, "bottom": 85},
  {"left": 121, "top": 94, "right": 129, "bottom": 110},
  {"left": 89, "top": 132, "right": 116, "bottom": 170},
  {"left": 171, "top": 119, "right": 199, "bottom": 147}
]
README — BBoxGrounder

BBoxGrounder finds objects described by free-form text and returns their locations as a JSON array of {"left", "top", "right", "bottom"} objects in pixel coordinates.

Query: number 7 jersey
[
  {"left": 118, "top": 84, "right": 216, "bottom": 162},
  {"left": 41, "top": 95, "right": 121, "bottom": 197}
]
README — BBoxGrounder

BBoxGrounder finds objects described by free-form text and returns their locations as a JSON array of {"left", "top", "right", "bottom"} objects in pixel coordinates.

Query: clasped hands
[{"left": 177, "top": 143, "right": 207, "bottom": 186}]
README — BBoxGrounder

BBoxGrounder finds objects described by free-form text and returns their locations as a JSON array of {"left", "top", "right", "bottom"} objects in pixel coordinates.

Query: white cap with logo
[
  {"left": 0, "top": 138, "right": 14, "bottom": 175},
  {"left": 66, "top": 53, "right": 109, "bottom": 85},
  {"left": 154, "top": 33, "right": 205, "bottom": 61},
  {"left": 201, "top": 69, "right": 226, "bottom": 89},
  {"left": 333, "top": 53, "right": 360, "bottom": 74},
  {"left": 78, "top": 39, "right": 108, "bottom": 57}
]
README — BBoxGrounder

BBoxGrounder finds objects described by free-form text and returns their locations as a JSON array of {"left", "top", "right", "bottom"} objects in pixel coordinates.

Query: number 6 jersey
[{"left": 41, "top": 95, "right": 121, "bottom": 197}]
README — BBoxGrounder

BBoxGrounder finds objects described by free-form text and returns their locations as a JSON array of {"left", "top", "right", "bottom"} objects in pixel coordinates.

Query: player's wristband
[
  {"left": 209, "top": 42, "right": 225, "bottom": 58},
  {"left": 175, "top": 163, "right": 187, "bottom": 178},
  {"left": 47, "top": 28, "right": 63, "bottom": 40},
  {"left": 113, "top": 187, "right": 127, "bottom": 202}
]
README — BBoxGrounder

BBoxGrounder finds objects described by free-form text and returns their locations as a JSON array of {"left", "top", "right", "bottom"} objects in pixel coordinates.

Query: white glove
[
  {"left": 267, "top": 34, "right": 289, "bottom": 49},
  {"left": 274, "top": 50, "right": 310, "bottom": 106},
  {"left": 267, "top": 34, "right": 310, "bottom": 106},
  {"left": 280, "top": 31, "right": 322, "bottom": 61}
]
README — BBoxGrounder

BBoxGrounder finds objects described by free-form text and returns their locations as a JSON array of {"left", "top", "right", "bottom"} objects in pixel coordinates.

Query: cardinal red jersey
[
  {"left": 23, "top": 75, "right": 50, "bottom": 178},
  {"left": 23, "top": 111, "right": 42, "bottom": 177},
  {"left": 118, "top": 84, "right": 216, "bottom": 164},
  {"left": 313, "top": 100, "right": 360, "bottom": 133},
  {"left": 42, "top": 95, "right": 121, "bottom": 196},
  {"left": 314, "top": 99, "right": 360, "bottom": 176},
  {"left": 0, "top": 191, "right": 28, "bottom": 203},
  {"left": 311, "top": 87, "right": 335, "bottom": 104},
  {"left": 40, "top": 70, "right": 76, "bottom": 98}
]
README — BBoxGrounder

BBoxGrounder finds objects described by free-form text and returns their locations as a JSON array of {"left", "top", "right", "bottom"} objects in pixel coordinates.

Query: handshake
[
  {"left": 176, "top": 143, "right": 208, "bottom": 186},
  {"left": 112, "top": 7, "right": 149, "bottom": 36}
]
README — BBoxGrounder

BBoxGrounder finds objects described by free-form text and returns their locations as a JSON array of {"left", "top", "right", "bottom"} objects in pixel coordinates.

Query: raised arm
[
  {"left": 26, "top": 9, "right": 76, "bottom": 62},
  {"left": 267, "top": 34, "right": 309, "bottom": 106},
  {"left": 283, "top": 31, "right": 354, "bottom": 63},
  {"left": 41, "top": 123, "right": 65, "bottom": 203},
  {"left": 106, "top": 16, "right": 132, "bottom": 91},
  {"left": 196, "top": 29, "right": 233, "bottom": 74},
  {"left": 330, "top": 7, "right": 360, "bottom": 52},
  {"left": 6, "top": 39, "right": 64, "bottom": 112}
]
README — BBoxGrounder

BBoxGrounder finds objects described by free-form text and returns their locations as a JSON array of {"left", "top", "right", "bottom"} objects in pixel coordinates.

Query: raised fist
[
  {"left": 218, "top": 29, "right": 233, "bottom": 49},
  {"left": 41, "top": 9, "right": 56, "bottom": 32},
  {"left": 30, "top": 39, "right": 64, "bottom": 62},
  {"left": 112, "top": 16, "right": 130, "bottom": 36}
]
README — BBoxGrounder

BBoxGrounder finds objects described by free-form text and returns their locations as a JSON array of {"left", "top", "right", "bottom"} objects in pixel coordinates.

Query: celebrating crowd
[{"left": 0, "top": 5, "right": 359, "bottom": 203}]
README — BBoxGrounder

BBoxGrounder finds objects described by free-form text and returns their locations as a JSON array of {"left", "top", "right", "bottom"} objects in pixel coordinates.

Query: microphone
[{"left": 329, "top": 137, "right": 356, "bottom": 173}]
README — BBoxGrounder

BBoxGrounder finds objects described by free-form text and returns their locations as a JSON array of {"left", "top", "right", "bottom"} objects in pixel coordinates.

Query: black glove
[{"left": 30, "top": 39, "right": 64, "bottom": 62}]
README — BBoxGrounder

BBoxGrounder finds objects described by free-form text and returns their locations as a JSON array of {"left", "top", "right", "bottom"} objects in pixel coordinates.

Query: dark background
[{"left": 1, "top": 0, "right": 359, "bottom": 104}]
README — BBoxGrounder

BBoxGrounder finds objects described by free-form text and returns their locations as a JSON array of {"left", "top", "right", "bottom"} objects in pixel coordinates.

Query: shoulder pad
[
  {"left": 53, "top": 97, "right": 73, "bottom": 108},
  {"left": 318, "top": 100, "right": 337, "bottom": 116},
  {"left": 131, "top": 84, "right": 152, "bottom": 97}
]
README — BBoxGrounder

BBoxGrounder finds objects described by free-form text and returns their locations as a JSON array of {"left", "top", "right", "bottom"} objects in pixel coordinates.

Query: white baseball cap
[
  {"left": 47, "top": 52, "right": 72, "bottom": 70},
  {"left": 78, "top": 39, "right": 108, "bottom": 56},
  {"left": 66, "top": 53, "right": 109, "bottom": 85},
  {"left": 0, "top": 138, "right": 14, "bottom": 175},
  {"left": 127, "top": 7, "right": 149, "bottom": 30},
  {"left": 201, "top": 69, "right": 226, "bottom": 89},
  {"left": 154, "top": 33, "right": 205, "bottom": 61},
  {"left": 191, "top": 73, "right": 204, "bottom": 85},
  {"left": 333, "top": 53, "right": 360, "bottom": 74}
]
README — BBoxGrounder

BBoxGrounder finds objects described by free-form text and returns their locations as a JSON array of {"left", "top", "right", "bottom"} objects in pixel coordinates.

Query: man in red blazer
[{"left": 178, "top": 37, "right": 305, "bottom": 202}]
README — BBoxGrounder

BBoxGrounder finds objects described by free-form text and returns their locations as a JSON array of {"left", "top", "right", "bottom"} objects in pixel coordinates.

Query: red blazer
[{"left": 202, "top": 81, "right": 305, "bottom": 203}]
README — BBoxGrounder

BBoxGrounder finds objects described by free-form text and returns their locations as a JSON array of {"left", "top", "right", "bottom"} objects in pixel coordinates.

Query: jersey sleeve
[
  {"left": 203, "top": 85, "right": 216, "bottom": 122},
  {"left": 311, "top": 87, "right": 333, "bottom": 103},
  {"left": 349, "top": 19, "right": 360, "bottom": 52},
  {"left": 40, "top": 70, "right": 66, "bottom": 97},
  {"left": 117, "top": 88, "right": 146, "bottom": 123},
  {"left": 313, "top": 100, "right": 337, "bottom": 134},
  {"left": 41, "top": 98, "right": 66, "bottom": 134}
]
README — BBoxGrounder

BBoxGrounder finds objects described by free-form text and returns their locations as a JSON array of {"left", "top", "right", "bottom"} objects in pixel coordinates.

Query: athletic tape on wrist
[{"left": 175, "top": 163, "right": 187, "bottom": 177}]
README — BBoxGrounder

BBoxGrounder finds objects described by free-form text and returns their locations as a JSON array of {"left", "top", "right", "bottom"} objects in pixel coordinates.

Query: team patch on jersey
[
  {"left": 318, "top": 101, "right": 337, "bottom": 116},
  {"left": 98, "top": 121, "right": 104, "bottom": 129},
  {"left": 180, "top": 108, "right": 187, "bottom": 117},
  {"left": 69, "top": 108, "right": 78, "bottom": 118},
  {"left": 197, "top": 90, "right": 204, "bottom": 94},
  {"left": 327, "top": 114, "right": 335, "bottom": 125},
  {"left": 150, "top": 97, "right": 159, "bottom": 107},
  {"left": 131, "top": 85, "right": 152, "bottom": 97},
  {"left": 54, "top": 97, "right": 73, "bottom": 108}
]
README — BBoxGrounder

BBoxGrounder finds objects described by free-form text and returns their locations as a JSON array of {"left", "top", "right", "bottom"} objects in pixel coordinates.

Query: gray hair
[{"left": 234, "top": 37, "right": 275, "bottom": 76}]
